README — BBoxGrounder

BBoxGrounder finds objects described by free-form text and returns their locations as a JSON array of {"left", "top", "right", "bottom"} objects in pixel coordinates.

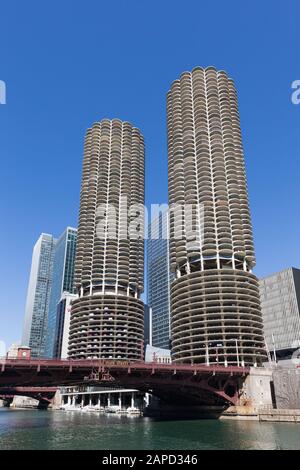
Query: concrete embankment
[
  {"left": 259, "top": 409, "right": 300, "bottom": 422},
  {"left": 221, "top": 406, "right": 300, "bottom": 422}
]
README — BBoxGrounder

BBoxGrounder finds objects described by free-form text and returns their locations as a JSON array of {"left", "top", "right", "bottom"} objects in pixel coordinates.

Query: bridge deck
[
  {"left": 0, "top": 358, "right": 249, "bottom": 373},
  {"left": 0, "top": 359, "right": 250, "bottom": 406}
]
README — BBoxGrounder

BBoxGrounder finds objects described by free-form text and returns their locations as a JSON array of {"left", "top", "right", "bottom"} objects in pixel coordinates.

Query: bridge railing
[{"left": 0, "top": 357, "right": 250, "bottom": 375}]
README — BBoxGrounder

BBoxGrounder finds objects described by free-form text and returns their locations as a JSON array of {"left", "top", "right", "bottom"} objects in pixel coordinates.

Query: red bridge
[{"left": 0, "top": 359, "right": 249, "bottom": 407}]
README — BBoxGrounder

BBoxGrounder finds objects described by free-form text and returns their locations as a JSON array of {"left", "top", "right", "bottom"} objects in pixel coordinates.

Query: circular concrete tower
[
  {"left": 68, "top": 119, "right": 144, "bottom": 360},
  {"left": 167, "top": 67, "right": 266, "bottom": 366}
]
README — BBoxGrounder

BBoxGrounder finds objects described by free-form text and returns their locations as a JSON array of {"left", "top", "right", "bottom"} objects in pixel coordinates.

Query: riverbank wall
[{"left": 221, "top": 406, "right": 300, "bottom": 422}]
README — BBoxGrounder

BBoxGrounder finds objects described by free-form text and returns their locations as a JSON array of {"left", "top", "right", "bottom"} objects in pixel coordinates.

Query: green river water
[{"left": 0, "top": 408, "right": 299, "bottom": 450}]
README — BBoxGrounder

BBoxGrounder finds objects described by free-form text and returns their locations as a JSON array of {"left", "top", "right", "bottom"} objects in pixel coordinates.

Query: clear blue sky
[{"left": 0, "top": 0, "right": 299, "bottom": 348}]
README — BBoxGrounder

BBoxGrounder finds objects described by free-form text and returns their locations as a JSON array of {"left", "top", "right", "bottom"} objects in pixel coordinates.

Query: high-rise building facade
[
  {"left": 167, "top": 66, "right": 265, "bottom": 366},
  {"left": 22, "top": 233, "right": 56, "bottom": 357},
  {"left": 68, "top": 119, "right": 145, "bottom": 360},
  {"left": 143, "top": 304, "right": 152, "bottom": 357},
  {"left": 53, "top": 292, "right": 78, "bottom": 359},
  {"left": 260, "top": 267, "right": 300, "bottom": 357},
  {"left": 147, "top": 211, "right": 171, "bottom": 349},
  {"left": 44, "top": 227, "right": 77, "bottom": 357}
]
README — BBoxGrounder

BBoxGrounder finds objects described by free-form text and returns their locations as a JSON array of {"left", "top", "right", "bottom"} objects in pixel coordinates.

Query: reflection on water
[{"left": 0, "top": 409, "right": 299, "bottom": 450}]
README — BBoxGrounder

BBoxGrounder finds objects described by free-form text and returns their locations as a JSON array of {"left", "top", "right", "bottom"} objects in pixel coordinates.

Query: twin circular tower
[{"left": 68, "top": 67, "right": 266, "bottom": 366}]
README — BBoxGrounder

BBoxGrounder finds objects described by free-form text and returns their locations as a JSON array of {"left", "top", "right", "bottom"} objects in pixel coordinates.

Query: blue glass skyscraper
[
  {"left": 22, "top": 233, "right": 57, "bottom": 358},
  {"left": 44, "top": 227, "right": 77, "bottom": 358},
  {"left": 147, "top": 211, "right": 172, "bottom": 349}
]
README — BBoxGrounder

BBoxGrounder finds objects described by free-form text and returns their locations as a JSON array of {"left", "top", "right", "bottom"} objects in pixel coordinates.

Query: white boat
[
  {"left": 126, "top": 406, "right": 141, "bottom": 415},
  {"left": 62, "top": 405, "right": 81, "bottom": 412},
  {"left": 81, "top": 405, "right": 95, "bottom": 412},
  {"left": 94, "top": 406, "right": 105, "bottom": 413},
  {"left": 105, "top": 405, "right": 121, "bottom": 413}
]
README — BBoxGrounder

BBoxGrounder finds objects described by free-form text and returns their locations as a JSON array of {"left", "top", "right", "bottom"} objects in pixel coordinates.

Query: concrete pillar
[
  {"left": 131, "top": 392, "right": 135, "bottom": 408},
  {"left": 89, "top": 395, "right": 92, "bottom": 406},
  {"left": 72, "top": 396, "right": 75, "bottom": 406},
  {"left": 119, "top": 393, "right": 122, "bottom": 409},
  {"left": 107, "top": 394, "right": 111, "bottom": 407},
  {"left": 67, "top": 395, "right": 71, "bottom": 405},
  {"left": 98, "top": 394, "right": 101, "bottom": 407},
  {"left": 145, "top": 393, "right": 150, "bottom": 406}
]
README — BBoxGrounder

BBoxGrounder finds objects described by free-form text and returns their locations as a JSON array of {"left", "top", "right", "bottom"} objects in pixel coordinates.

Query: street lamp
[
  {"left": 215, "top": 342, "right": 223, "bottom": 364},
  {"left": 205, "top": 341, "right": 209, "bottom": 366},
  {"left": 229, "top": 338, "right": 240, "bottom": 366},
  {"left": 235, "top": 339, "right": 240, "bottom": 367}
]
